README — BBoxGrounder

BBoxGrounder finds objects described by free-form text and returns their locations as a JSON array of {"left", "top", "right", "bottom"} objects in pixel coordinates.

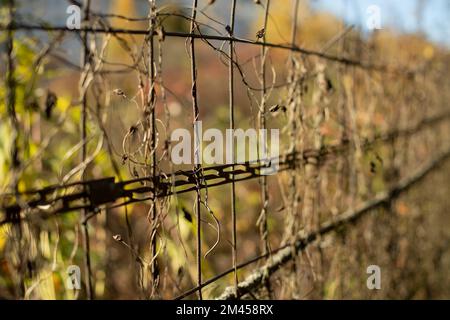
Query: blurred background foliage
[{"left": 0, "top": 0, "right": 450, "bottom": 299}]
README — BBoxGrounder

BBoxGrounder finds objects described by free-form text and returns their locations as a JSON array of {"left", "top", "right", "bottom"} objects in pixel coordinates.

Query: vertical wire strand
[
  {"left": 280, "top": 0, "right": 301, "bottom": 297},
  {"left": 284, "top": 0, "right": 300, "bottom": 244},
  {"left": 80, "top": 0, "right": 93, "bottom": 300},
  {"left": 189, "top": 0, "right": 202, "bottom": 300},
  {"left": 228, "top": 0, "right": 238, "bottom": 296},
  {"left": 259, "top": 0, "right": 271, "bottom": 257},
  {"left": 148, "top": 0, "right": 159, "bottom": 298},
  {"left": 259, "top": 0, "right": 272, "bottom": 299},
  {"left": 6, "top": 0, "right": 18, "bottom": 190},
  {"left": 288, "top": 0, "right": 300, "bottom": 154},
  {"left": 6, "top": 0, "right": 24, "bottom": 298}
]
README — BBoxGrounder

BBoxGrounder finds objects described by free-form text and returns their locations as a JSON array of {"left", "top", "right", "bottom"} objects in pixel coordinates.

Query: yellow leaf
[{"left": 423, "top": 45, "right": 434, "bottom": 60}]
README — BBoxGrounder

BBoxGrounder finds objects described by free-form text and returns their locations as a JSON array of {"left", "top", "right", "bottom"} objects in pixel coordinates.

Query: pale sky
[
  {"left": 16, "top": 0, "right": 450, "bottom": 47},
  {"left": 312, "top": 0, "right": 450, "bottom": 46}
]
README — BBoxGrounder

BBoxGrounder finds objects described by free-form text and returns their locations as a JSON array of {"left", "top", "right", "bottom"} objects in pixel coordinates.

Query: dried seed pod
[
  {"left": 256, "top": 28, "right": 265, "bottom": 40},
  {"left": 45, "top": 91, "right": 57, "bottom": 119},
  {"left": 129, "top": 125, "right": 138, "bottom": 135},
  {"left": 181, "top": 206, "right": 193, "bottom": 223},
  {"left": 325, "top": 77, "right": 334, "bottom": 93},
  {"left": 370, "top": 161, "right": 376, "bottom": 174},
  {"left": 177, "top": 266, "right": 184, "bottom": 280},
  {"left": 113, "top": 88, "right": 126, "bottom": 98},
  {"left": 132, "top": 167, "right": 139, "bottom": 178},
  {"left": 269, "top": 104, "right": 287, "bottom": 113},
  {"left": 121, "top": 154, "right": 128, "bottom": 165}
]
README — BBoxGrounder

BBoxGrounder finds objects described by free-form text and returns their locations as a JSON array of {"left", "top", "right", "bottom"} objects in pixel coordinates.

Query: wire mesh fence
[{"left": 1, "top": 0, "right": 450, "bottom": 300}]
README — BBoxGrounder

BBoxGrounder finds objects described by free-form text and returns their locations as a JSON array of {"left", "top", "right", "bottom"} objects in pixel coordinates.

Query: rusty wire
[
  {"left": 1, "top": 0, "right": 450, "bottom": 301},
  {"left": 2, "top": 110, "right": 449, "bottom": 225}
]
